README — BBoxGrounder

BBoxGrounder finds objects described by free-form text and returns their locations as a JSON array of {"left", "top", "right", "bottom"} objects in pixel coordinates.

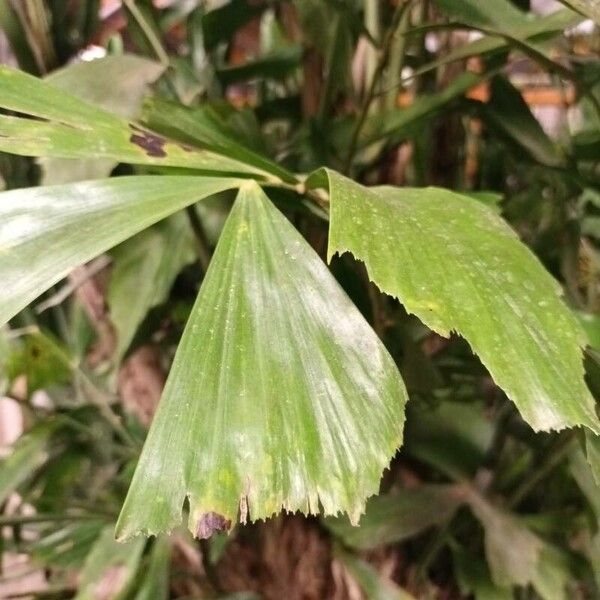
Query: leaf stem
[
  {"left": 384, "top": 6, "right": 411, "bottom": 113},
  {"left": 122, "top": 0, "right": 170, "bottom": 67},
  {"left": 343, "top": 1, "right": 411, "bottom": 174},
  {"left": 364, "top": 0, "right": 382, "bottom": 93}
]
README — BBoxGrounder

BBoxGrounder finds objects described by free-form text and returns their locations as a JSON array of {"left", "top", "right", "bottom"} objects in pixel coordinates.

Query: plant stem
[
  {"left": 364, "top": 0, "right": 381, "bottom": 93},
  {"left": 344, "top": 2, "right": 410, "bottom": 174},
  {"left": 10, "top": 0, "right": 57, "bottom": 73},
  {"left": 507, "top": 429, "right": 578, "bottom": 509},
  {"left": 384, "top": 6, "right": 411, "bottom": 112},
  {"left": 413, "top": 0, "right": 430, "bottom": 95},
  {"left": 122, "top": 0, "right": 170, "bottom": 67}
]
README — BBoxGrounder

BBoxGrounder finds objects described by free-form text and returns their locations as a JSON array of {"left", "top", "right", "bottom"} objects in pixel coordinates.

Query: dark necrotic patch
[
  {"left": 196, "top": 512, "right": 232, "bottom": 539},
  {"left": 129, "top": 124, "right": 167, "bottom": 158}
]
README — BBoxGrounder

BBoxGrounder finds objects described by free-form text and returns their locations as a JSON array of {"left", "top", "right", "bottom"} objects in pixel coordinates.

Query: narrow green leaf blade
[
  {"left": 326, "top": 485, "right": 464, "bottom": 550},
  {"left": 435, "top": 0, "right": 579, "bottom": 80},
  {"left": 142, "top": 98, "right": 297, "bottom": 183},
  {"left": 41, "top": 54, "right": 165, "bottom": 185},
  {"left": 559, "top": 0, "right": 600, "bottom": 24},
  {"left": 117, "top": 182, "right": 407, "bottom": 539},
  {"left": 416, "top": 9, "right": 581, "bottom": 74},
  {"left": 74, "top": 525, "right": 145, "bottom": 600},
  {"left": 0, "top": 0, "right": 38, "bottom": 73},
  {"left": 319, "top": 169, "right": 598, "bottom": 432},
  {"left": 467, "top": 491, "right": 542, "bottom": 587},
  {"left": 131, "top": 537, "right": 170, "bottom": 600},
  {"left": 0, "top": 422, "right": 58, "bottom": 505},
  {"left": 0, "top": 114, "right": 258, "bottom": 175},
  {"left": 0, "top": 63, "right": 118, "bottom": 128},
  {"left": 483, "top": 76, "right": 564, "bottom": 167},
  {"left": 45, "top": 55, "right": 164, "bottom": 119},
  {"left": 108, "top": 214, "right": 196, "bottom": 361},
  {"left": 0, "top": 65, "right": 266, "bottom": 176},
  {"left": 335, "top": 546, "right": 417, "bottom": 600},
  {"left": 361, "top": 71, "right": 482, "bottom": 147},
  {"left": 453, "top": 547, "right": 513, "bottom": 600},
  {"left": 585, "top": 430, "right": 600, "bottom": 486},
  {"left": 0, "top": 175, "right": 241, "bottom": 326},
  {"left": 434, "top": 0, "right": 529, "bottom": 30}
]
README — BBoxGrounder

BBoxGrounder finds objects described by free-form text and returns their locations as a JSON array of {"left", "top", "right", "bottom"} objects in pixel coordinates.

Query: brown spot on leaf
[
  {"left": 128, "top": 124, "right": 167, "bottom": 158},
  {"left": 196, "top": 512, "right": 231, "bottom": 539}
]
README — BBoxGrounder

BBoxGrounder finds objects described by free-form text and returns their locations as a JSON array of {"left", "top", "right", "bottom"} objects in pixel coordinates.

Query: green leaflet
[
  {"left": 571, "top": 446, "right": 600, "bottom": 517},
  {"left": 202, "top": 0, "right": 263, "bottom": 50},
  {"left": 528, "top": 546, "right": 574, "bottom": 600},
  {"left": 0, "top": 327, "right": 9, "bottom": 394},
  {"left": 41, "top": 54, "right": 165, "bottom": 185},
  {"left": 0, "top": 65, "right": 266, "bottom": 176},
  {"left": 416, "top": 9, "right": 581, "bottom": 75},
  {"left": 453, "top": 547, "right": 513, "bottom": 600},
  {"left": 74, "top": 525, "right": 145, "bottom": 600},
  {"left": 215, "top": 47, "right": 302, "bottom": 86},
  {"left": 0, "top": 0, "right": 38, "bottom": 73},
  {"left": 585, "top": 431, "right": 600, "bottom": 487},
  {"left": 45, "top": 55, "right": 164, "bottom": 119},
  {"left": 0, "top": 422, "right": 59, "bottom": 505},
  {"left": 559, "top": 0, "right": 600, "bottom": 24},
  {"left": 434, "top": 0, "right": 531, "bottom": 30},
  {"left": 32, "top": 521, "right": 106, "bottom": 570},
  {"left": 325, "top": 485, "right": 464, "bottom": 550},
  {"left": 108, "top": 214, "right": 196, "bottom": 362},
  {"left": 466, "top": 491, "right": 574, "bottom": 597},
  {"left": 131, "top": 537, "right": 170, "bottom": 600},
  {"left": 570, "top": 447, "right": 600, "bottom": 589},
  {"left": 335, "top": 546, "right": 417, "bottom": 600},
  {"left": 404, "top": 401, "right": 496, "bottom": 479},
  {"left": 317, "top": 169, "right": 599, "bottom": 433},
  {"left": 116, "top": 182, "right": 407, "bottom": 539},
  {"left": 5, "top": 329, "right": 72, "bottom": 394},
  {"left": 483, "top": 76, "right": 564, "bottom": 167},
  {"left": 142, "top": 97, "right": 297, "bottom": 183},
  {"left": 433, "top": 0, "right": 580, "bottom": 48},
  {"left": 466, "top": 491, "right": 543, "bottom": 587},
  {"left": 0, "top": 176, "right": 241, "bottom": 326},
  {"left": 360, "top": 71, "right": 482, "bottom": 147}
]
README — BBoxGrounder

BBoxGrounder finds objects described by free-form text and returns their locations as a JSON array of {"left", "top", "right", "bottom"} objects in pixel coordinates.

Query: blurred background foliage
[{"left": 1, "top": 0, "right": 600, "bottom": 598}]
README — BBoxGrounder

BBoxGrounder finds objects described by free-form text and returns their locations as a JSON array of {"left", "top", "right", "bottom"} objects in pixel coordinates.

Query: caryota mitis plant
[{"left": 1, "top": 0, "right": 600, "bottom": 598}]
